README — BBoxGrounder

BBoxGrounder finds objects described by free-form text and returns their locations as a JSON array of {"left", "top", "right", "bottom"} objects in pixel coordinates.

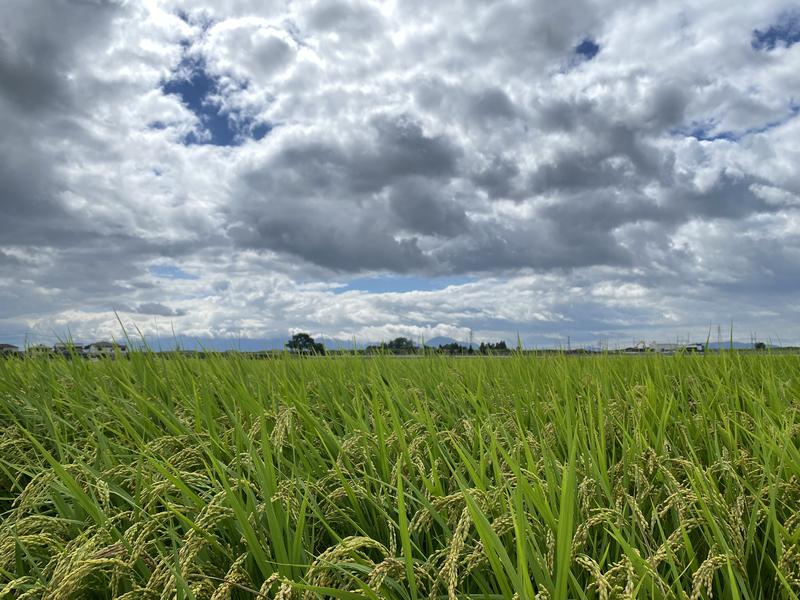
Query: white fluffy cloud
[{"left": 1, "top": 0, "right": 799, "bottom": 347}]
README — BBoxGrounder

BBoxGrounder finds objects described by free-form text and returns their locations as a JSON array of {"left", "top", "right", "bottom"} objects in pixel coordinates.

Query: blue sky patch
[
  {"left": 149, "top": 264, "right": 199, "bottom": 280},
  {"left": 337, "top": 275, "right": 474, "bottom": 294},
  {"left": 675, "top": 104, "right": 800, "bottom": 141},
  {"left": 251, "top": 122, "right": 273, "bottom": 141},
  {"left": 752, "top": 11, "right": 800, "bottom": 50},
  {"left": 575, "top": 38, "right": 600, "bottom": 60},
  {"left": 162, "top": 58, "right": 238, "bottom": 146},
  {"left": 161, "top": 50, "right": 272, "bottom": 146},
  {"left": 674, "top": 119, "right": 736, "bottom": 141}
]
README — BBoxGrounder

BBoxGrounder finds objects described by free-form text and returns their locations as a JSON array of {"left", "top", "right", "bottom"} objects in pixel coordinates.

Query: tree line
[{"left": 285, "top": 333, "right": 511, "bottom": 355}]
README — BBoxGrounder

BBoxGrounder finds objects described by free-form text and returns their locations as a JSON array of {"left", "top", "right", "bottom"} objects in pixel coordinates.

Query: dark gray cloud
[
  {"left": 0, "top": 0, "right": 122, "bottom": 114},
  {"left": 467, "top": 88, "right": 518, "bottom": 123},
  {"left": 388, "top": 178, "right": 469, "bottom": 238},
  {"left": 434, "top": 219, "right": 634, "bottom": 273},
  {"left": 136, "top": 302, "right": 187, "bottom": 317},
  {"left": 645, "top": 83, "right": 691, "bottom": 130},
  {"left": 529, "top": 120, "right": 671, "bottom": 193},
  {"left": 244, "top": 115, "right": 459, "bottom": 194},
  {"left": 353, "top": 116, "right": 460, "bottom": 191},
  {"left": 0, "top": 0, "right": 134, "bottom": 248},
  {"left": 229, "top": 213, "right": 429, "bottom": 272},
  {"left": 227, "top": 114, "right": 461, "bottom": 271},
  {"left": 471, "top": 156, "right": 522, "bottom": 200},
  {"left": 304, "top": 0, "right": 385, "bottom": 38}
]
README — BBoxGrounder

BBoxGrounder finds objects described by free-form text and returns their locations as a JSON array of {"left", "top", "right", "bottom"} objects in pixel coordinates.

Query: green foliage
[
  {"left": 366, "top": 338, "right": 417, "bottom": 354},
  {"left": 385, "top": 338, "right": 415, "bottom": 352},
  {"left": 1, "top": 353, "right": 800, "bottom": 598},
  {"left": 436, "top": 342, "right": 467, "bottom": 354},
  {"left": 285, "top": 332, "right": 325, "bottom": 355},
  {"left": 479, "top": 341, "right": 509, "bottom": 354}
]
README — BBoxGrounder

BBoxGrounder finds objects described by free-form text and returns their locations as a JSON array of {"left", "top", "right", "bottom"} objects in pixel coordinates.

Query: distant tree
[
  {"left": 386, "top": 337, "right": 416, "bottom": 352},
  {"left": 754, "top": 342, "right": 766, "bottom": 351},
  {"left": 479, "top": 341, "right": 509, "bottom": 354},
  {"left": 286, "top": 332, "right": 325, "bottom": 355},
  {"left": 438, "top": 342, "right": 465, "bottom": 355}
]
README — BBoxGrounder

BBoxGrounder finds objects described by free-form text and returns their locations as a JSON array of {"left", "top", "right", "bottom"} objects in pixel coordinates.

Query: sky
[{"left": 1, "top": 0, "right": 800, "bottom": 349}]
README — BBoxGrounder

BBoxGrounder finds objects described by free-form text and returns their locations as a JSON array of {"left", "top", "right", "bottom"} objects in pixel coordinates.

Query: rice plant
[{"left": 1, "top": 351, "right": 799, "bottom": 598}]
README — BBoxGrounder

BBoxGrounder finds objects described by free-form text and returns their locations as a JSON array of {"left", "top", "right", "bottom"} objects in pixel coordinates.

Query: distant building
[
  {"left": 649, "top": 342, "right": 678, "bottom": 353},
  {"left": 682, "top": 343, "right": 705, "bottom": 353},
  {"left": 0, "top": 343, "right": 20, "bottom": 356},
  {"left": 83, "top": 341, "right": 128, "bottom": 358},
  {"left": 648, "top": 342, "right": 704, "bottom": 354},
  {"left": 26, "top": 344, "right": 53, "bottom": 356},
  {"left": 623, "top": 341, "right": 647, "bottom": 353},
  {"left": 54, "top": 342, "right": 85, "bottom": 356}
]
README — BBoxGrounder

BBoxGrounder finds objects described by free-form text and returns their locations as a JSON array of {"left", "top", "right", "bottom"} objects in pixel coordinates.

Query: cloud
[
  {"left": 136, "top": 302, "right": 187, "bottom": 317},
  {"left": 388, "top": 177, "right": 469, "bottom": 238},
  {"left": 1, "top": 0, "right": 800, "bottom": 346},
  {"left": 302, "top": 0, "right": 385, "bottom": 38},
  {"left": 225, "top": 114, "right": 462, "bottom": 271}
]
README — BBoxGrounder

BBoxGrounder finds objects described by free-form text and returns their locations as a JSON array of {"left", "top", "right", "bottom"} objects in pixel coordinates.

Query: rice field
[{"left": 1, "top": 351, "right": 800, "bottom": 599}]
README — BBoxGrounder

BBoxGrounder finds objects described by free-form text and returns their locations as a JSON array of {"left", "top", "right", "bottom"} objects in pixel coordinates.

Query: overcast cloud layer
[{"left": 1, "top": 0, "right": 800, "bottom": 347}]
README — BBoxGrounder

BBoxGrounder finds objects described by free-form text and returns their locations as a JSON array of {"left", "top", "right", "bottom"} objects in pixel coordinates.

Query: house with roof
[
  {"left": 83, "top": 341, "right": 128, "bottom": 358},
  {"left": 54, "top": 342, "right": 86, "bottom": 357},
  {"left": 0, "top": 343, "right": 20, "bottom": 356},
  {"left": 26, "top": 344, "right": 53, "bottom": 356}
]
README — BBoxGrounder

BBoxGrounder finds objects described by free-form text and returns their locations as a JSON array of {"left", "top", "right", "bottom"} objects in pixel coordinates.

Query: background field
[{"left": 1, "top": 353, "right": 799, "bottom": 599}]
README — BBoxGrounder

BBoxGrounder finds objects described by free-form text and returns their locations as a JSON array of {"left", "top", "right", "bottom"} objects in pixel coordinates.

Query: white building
[
  {"left": 648, "top": 342, "right": 704, "bottom": 353},
  {"left": 83, "top": 341, "right": 128, "bottom": 358}
]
